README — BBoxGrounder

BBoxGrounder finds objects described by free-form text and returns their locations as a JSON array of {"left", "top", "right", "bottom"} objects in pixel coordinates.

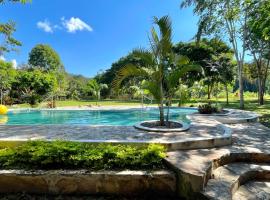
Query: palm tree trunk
[
  {"left": 166, "top": 97, "right": 172, "bottom": 127},
  {"left": 159, "top": 81, "right": 165, "bottom": 126}
]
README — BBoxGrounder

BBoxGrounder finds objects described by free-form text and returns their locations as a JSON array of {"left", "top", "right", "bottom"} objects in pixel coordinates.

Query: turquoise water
[{"left": 1, "top": 108, "right": 196, "bottom": 125}]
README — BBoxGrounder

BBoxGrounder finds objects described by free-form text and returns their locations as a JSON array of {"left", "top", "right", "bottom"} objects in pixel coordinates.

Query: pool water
[{"left": 1, "top": 108, "right": 196, "bottom": 126}]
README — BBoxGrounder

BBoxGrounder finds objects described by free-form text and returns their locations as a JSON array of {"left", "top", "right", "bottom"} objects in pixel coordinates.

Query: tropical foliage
[
  {"left": 113, "top": 16, "right": 202, "bottom": 125},
  {"left": 86, "top": 79, "right": 108, "bottom": 105},
  {"left": 0, "top": 141, "right": 165, "bottom": 170}
]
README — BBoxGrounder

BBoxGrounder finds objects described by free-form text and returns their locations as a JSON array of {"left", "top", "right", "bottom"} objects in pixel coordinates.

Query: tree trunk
[
  {"left": 0, "top": 88, "right": 2, "bottom": 105},
  {"left": 238, "top": 65, "right": 244, "bottom": 109},
  {"left": 207, "top": 85, "right": 211, "bottom": 99},
  {"left": 159, "top": 81, "right": 165, "bottom": 126},
  {"left": 225, "top": 84, "right": 229, "bottom": 105},
  {"left": 258, "top": 76, "right": 264, "bottom": 105},
  {"left": 166, "top": 97, "right": 172, "bottom": 127}
]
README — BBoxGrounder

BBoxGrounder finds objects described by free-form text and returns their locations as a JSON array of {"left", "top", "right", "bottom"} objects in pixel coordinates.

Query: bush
[
  {"left": 198, "top": 103, "right": 218, "bottom": 114},
  {"left": 0, "top": 141, "right": 166, "bottom": 170}
]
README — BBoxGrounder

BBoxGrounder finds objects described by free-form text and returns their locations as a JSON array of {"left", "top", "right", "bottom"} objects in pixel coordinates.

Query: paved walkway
[{"left": 0, "top": 122, "right": 225, "bottom": 142}]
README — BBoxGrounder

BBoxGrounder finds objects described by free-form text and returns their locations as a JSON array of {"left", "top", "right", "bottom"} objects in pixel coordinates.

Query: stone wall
[{"left": 0, "top": 170, "right": 176, "bottom": 197}]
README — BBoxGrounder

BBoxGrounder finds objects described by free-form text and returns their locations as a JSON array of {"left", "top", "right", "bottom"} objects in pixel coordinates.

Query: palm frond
[
  {"left": 132, "top": 48, "right": 155, "bottom": 67},
  {"left": 112, "top": 64, "right": 149, "bottom": 89},
  {"left": 153, "top": 16, "right": 172, "bottom": 42},
  {"left": 153, "top": 15, "right": 173, "bottom": 55},
  {"left": 141, "top": 80, "right": 161, "bottom": 101},
  {"left": 167, "top": 64, "right": 202, "bottom": 88},
  {"left": 174, "top": 55, "right": 190, "bottom": 66}
]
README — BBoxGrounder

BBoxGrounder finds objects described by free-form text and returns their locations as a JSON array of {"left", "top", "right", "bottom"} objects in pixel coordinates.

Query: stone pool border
[
  {"left": 0, "top": 123, "right": 232, "bottom": 151},
  {"left": 188, "top": 109, "right": 260, "bottom": 124}
]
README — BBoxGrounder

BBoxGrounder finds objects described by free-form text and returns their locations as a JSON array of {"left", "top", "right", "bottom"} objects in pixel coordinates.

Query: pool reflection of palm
[{"left": 0, "top": 116, "right": 8, "bottom": 124}]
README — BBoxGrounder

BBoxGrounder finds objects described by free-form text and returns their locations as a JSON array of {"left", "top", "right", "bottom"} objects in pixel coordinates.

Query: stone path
[
  {"left": 0, "top": 116, "right": 231, "bottom": 151},
  {"left": 165, "top": 116, "right": 270, "bottom": 199}
]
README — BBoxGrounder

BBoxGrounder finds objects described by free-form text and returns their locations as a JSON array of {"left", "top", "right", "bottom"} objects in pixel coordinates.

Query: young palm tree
[
  {"left": 113, "top": 16, "right": 202, "bottom": 126},
  {"left": 87, "top": 79, "right": 108, "bottom": 105}
]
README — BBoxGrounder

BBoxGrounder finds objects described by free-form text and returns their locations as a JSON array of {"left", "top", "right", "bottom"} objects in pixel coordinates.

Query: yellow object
[
  {"left": 0, "top": 105, "right": 8, "bottom": 115},
  {"left": 0, "top": 116, "right": 8, "bottom": 124}
]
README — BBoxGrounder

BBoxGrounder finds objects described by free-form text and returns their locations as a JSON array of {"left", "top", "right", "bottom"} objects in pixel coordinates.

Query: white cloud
[
  {"left": 0, "top": 55, "right": 5, "bottom": 61},
  {"left": 37, "top": 20, "right": 53, "bottom": 33},
  {"left": 61, "top": 17, "right": 93, "bottom": 33},
  {"left": 11, "top": 59, "right": 17, "bottom": 69}
]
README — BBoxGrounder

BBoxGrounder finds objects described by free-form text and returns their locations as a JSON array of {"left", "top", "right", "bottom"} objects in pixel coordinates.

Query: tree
[
  {"left": 0, "top": 21, "right": 21, "bottom": 56},
  {"left": 246, "top": 0, "right": 270, "bottom": 105},
  {"left": 86, "top": 79, "right": 108, "bottom": 105},
  {"left": 0, "top": 60, "right": 16, "bottom": 104},
  {"left": 0, "top": 0, "right": 30, "bottom": 56},
  {"left": 12, "top": 69, "right": 57, "bottom": 106},
  {"left": 181, "top": 0, "right": 253, "bottom": 109},
  {"left": 28, "top": 44, "right": 67, "bottom": 102},
  {"left": 28, "top": 44, "right": 63, "bottom": 72},
  {"left": 173, "top": 38, "right": 234, "bottom": 99},
  {"left": 66, "top": 74, "right": 89, "bottom": 100},
  {"left": 98, "top": 51, "right": 148, "bottom": 98},
  {"left": 113, "top": 16, "right": 202, "bottom": 126},
  {"left": 0, "top": 0, "right": 30, "bottom": 3}
]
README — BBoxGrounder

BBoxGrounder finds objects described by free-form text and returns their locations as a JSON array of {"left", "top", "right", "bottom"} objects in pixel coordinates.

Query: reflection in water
[
  {"left": 5, "top": 108, "right": 197, "bottom": 125},
  {"left": 0, "top": 116, "right": 8, "bottom": 124}
]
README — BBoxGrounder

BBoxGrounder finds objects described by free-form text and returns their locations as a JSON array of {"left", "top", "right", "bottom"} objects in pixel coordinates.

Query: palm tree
[
  {"left": 87, "top": 79, "right": 108, "bottom": 105},
  {"left": 113, "top": 16, "right": 202, "bottom": 126}
]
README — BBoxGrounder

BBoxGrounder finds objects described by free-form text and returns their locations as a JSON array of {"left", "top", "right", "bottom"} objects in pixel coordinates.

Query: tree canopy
[{"left": 28, "top": 44, "right": 63, "bottom": 72}]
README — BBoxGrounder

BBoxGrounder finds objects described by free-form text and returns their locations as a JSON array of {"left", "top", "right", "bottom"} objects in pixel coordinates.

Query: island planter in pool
[{"left": 134, "top": 120, "right": 190, "bottom": 132}]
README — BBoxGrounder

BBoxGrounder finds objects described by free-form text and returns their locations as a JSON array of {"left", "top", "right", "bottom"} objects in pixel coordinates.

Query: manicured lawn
[{"left": 55, "top": 100, "right": 143, "bottom": 107}]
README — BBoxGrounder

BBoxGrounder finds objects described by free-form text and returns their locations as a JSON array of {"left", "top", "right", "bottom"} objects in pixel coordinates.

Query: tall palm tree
[{"left": 113, "top": 16, "right": 202, "bottom": 126}]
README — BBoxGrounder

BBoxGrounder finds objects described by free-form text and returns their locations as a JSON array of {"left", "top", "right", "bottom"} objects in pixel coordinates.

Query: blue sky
[{"left": 0, "top": 0, "right": 198, "bottom": 77}]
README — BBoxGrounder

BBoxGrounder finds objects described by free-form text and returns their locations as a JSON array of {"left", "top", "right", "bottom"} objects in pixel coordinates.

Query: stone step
[
  {"left": 233, "top": 181, "right": 270, "bottom": 200},
  {"left": 202, "top": 163, "right": 270, "bottom": 199}
]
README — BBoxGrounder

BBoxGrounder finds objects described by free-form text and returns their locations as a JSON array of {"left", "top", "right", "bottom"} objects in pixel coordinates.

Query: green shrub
[
  {"left": 0, "top": 141, "right": 166, "bottom": 170},
  {"left": 198, "top": 103, "right": 218, "bottom": 114}
]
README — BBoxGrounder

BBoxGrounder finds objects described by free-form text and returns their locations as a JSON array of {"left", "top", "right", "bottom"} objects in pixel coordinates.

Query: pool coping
[{"left": 0, "top": 123, "right": 232, "bottom": 151}]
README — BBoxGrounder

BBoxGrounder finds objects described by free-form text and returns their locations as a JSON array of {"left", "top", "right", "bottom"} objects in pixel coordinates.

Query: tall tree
[
  {"left": 28, "top": 44, "right": 63, "bottom": 72},
  {"left": 181, "top": 0, "right": 252, "bottom": 109},
  {"left": 246, "top": 0, "right": 270, "bottom": 105},
  {"left": 0, "top": 0, "right": 30, "bottom": 56},
  {"left": 173, "top": 38, "right": 234, "bottom": 99},
  {"left": 0, "top": 60, "right": 16, "bottom": 104},
  {"left": 28, "top": 44, "right": 67, "bottom": 100}
]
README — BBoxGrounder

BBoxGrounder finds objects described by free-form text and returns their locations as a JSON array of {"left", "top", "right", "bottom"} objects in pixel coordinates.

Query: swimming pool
[{"left": 1, "top": 108, "right": 197, "bottom": 125}]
